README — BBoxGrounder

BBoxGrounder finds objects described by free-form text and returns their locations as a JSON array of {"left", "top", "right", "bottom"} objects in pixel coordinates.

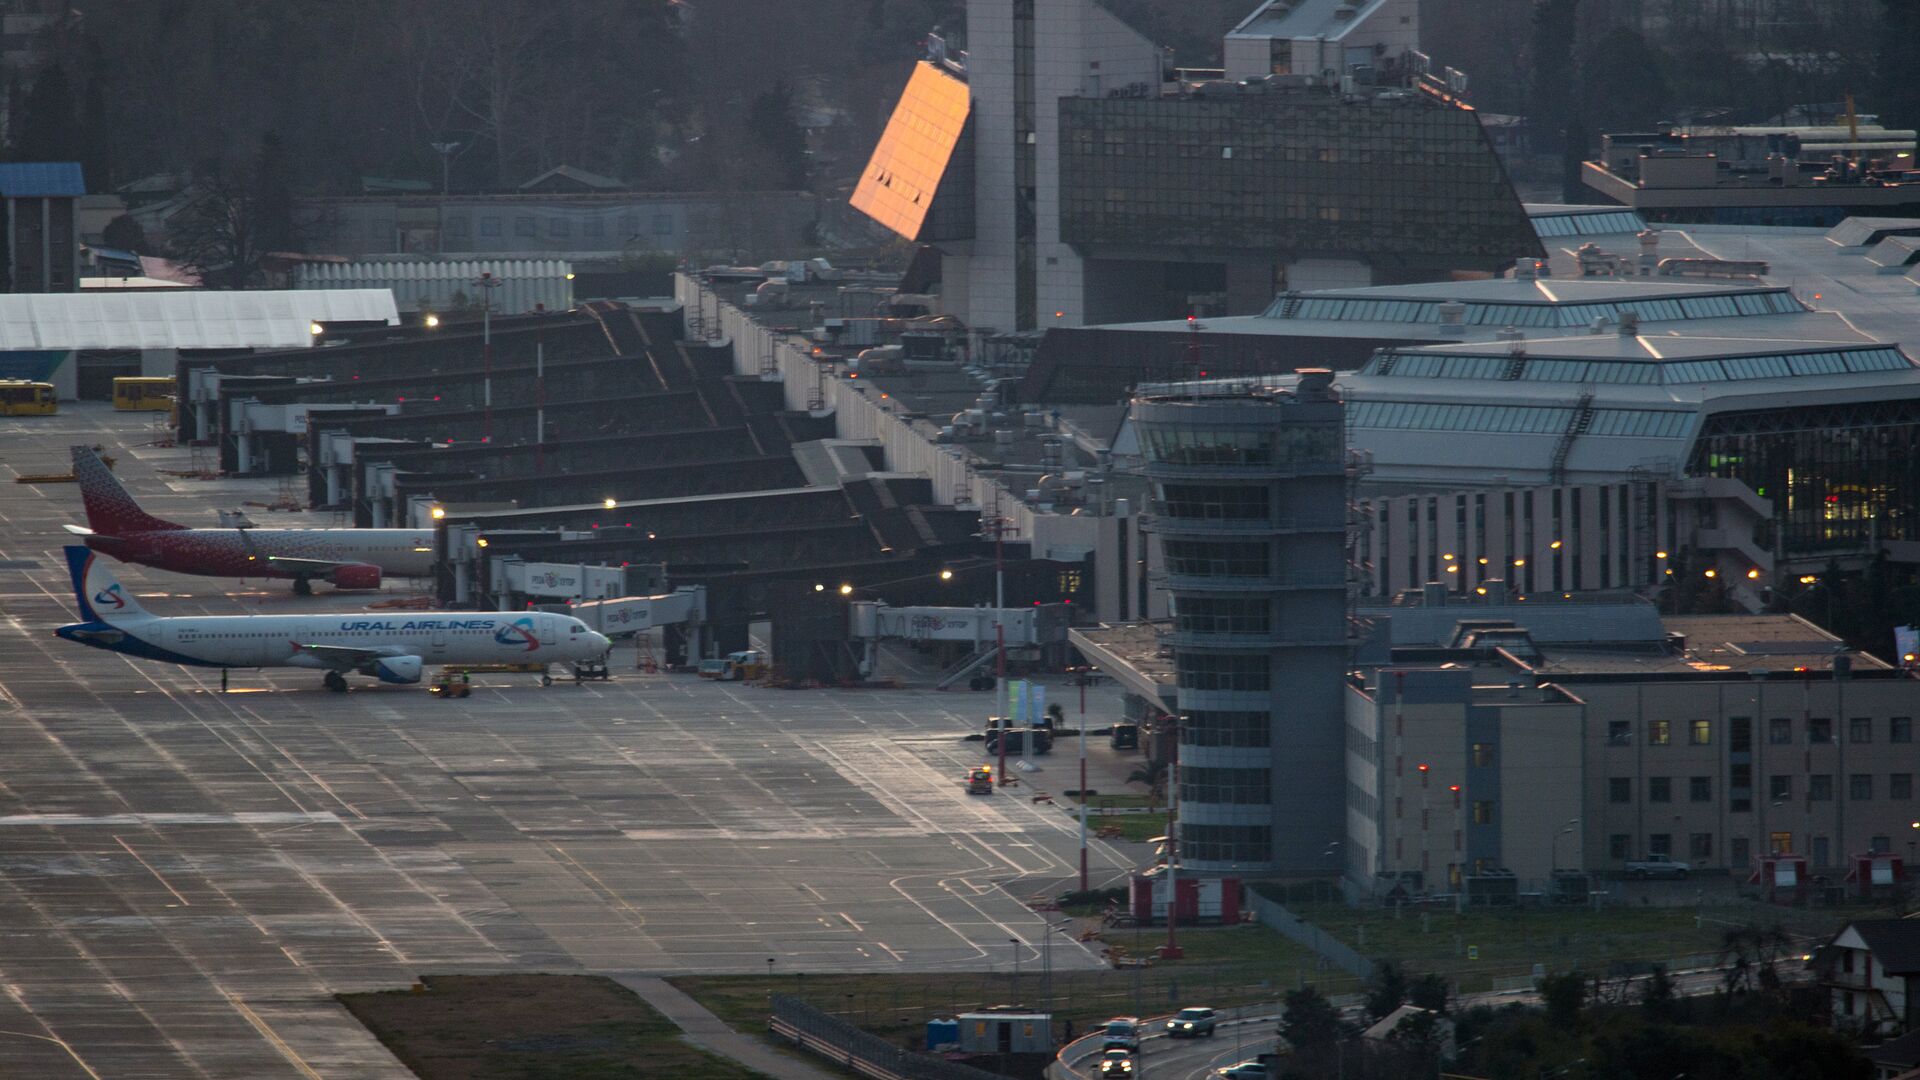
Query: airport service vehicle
[
  {"left": 984, "top": 714, "right": 1054, "bottom": 755},
  {"left": 1098, "top": 1049, "right": 1137, "bottom": 1076},
  {"left": 112, "top": 376, "right": 176, "bottom": 412},
  {"left": 54, "top": 546, "right": 611, "bottom": 691},
  {"left": 697, "top": 649, "right": 765, "bottom": 681},
  {"left": 1626, "top": 853, "right": 1691, "bottom": 879},
  {"left": 966, "top": 765, "right": 995, "bottom": 794},
  {"left": 1100, "top": 1018, "right": 1142, "bottom": 1053},
  {"left": 1165, "top": 1007, "right": 1217, "bottom": 1038},
  {"left": 64, "top": 445, "right": 435, "bottom": 594},
  {"left": 0, "top": 379, "right": 56, "bottom": 415}
]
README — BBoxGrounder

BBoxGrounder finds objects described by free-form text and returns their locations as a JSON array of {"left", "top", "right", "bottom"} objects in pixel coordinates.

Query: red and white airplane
[{"left": 63, "top": 445, "right": 436, "bottom": 594}]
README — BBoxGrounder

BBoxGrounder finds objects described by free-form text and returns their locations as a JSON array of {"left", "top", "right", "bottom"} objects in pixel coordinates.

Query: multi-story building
[
  {"left": 1131, "top": 370, "right": 1348, "bottom": 874},
  {"left": 1818, "top": 920, "right": 1920, "bottom": 1037},
  {"left": 0, "top": 161, "right": 82, "bottom": 293},
  {"left": 1582, "top": 128, "right": 1920, "bottom": 227},
  {"left": 1343, "top": 592, "right": 1920, "bottom": 891},
  {"left": 852, "top": 0, "right": 1536, "bottom": 332}
]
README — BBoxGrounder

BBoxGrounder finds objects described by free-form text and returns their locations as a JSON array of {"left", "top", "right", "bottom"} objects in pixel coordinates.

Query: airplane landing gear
[
  {"left": 293, "top": 577, "right": 314, "bottom": 597},
  {"left": 323, "top": 671, "right": 347, "bottom": 692}
]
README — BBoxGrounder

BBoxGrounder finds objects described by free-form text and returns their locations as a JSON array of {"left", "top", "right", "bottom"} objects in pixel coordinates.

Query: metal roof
[
  {"left": 0, "top": 162, "right": 84, "bottom": 197},
  {"left": 0, "top": 290, "right": 398, "bottom": 350},
  {"left": 292, "top": 258, "right": 572, "bottom": 314},
  {"left": 1229, "top": 0, "right": 1395, "bottom": 42}
]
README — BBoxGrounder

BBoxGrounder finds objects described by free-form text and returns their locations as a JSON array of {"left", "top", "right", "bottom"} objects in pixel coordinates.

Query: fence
[
  {"left": 769, "top": 995, "right": 1008, "bottom": 1080},
  {"left": 1246, "top": 891, "right": 1376, "bottom": 980}
]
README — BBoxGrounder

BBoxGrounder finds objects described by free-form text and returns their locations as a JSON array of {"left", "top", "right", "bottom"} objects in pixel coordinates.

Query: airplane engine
[
  {"left": 329, "top": 563, "right": 383, "bottom": 590},
  {"left": 370, "top": 655, "right": 424, "bottom": 684}
]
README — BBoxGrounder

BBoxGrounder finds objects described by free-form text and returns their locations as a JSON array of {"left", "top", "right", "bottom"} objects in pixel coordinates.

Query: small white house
[{"left": 1820, "top": 920, "right": 1920, "bottom": 1037}]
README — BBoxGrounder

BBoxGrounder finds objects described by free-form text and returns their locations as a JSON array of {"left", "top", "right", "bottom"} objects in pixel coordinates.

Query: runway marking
[
  {"left": 798, "top": 883, "right": 826, "bottom": 902},
  {"left": 223, "top": 991, "right": 326, "bottom": 1080},
  {"left": 0, "top": 812, "right": 341, "bottom": 826},
  {"left": 839, "top": 911, "right": 864, "bottom": 932},
  {"left": 114, "top": 836, "right": 192, "bottom": 907},
  {"left": 874, "top": 940, "right": 904, "bottom": 962}
]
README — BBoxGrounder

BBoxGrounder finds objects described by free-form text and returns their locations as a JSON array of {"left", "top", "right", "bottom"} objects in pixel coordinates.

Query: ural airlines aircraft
[
  {"left": 63, "top": 445, "right": 435, "bottom": 594},
  {"left": 55, "top": 547, "right": 610, "bottom": 691}
]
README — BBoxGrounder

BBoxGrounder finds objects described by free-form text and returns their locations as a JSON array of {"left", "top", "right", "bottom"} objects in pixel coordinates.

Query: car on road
[
  {"left": 1216, "top": 1061, "right": 1269, "bottom": 1079},
  {"left": 1100, "top": 1017, "right": 1142, "bottom": 1052},
  {"left": 1165, "top": 1006, "right": 1217, "bottom": 1037},
  {"left": 1625, "top": 853, "right": 1691, "bottom": 879},
  {"left": 1098, "top": 1049, "right": 1138, "bottom": 1076}
]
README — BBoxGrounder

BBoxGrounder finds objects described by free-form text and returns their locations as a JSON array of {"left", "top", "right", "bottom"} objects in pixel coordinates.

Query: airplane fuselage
[
  {"left": 59, "top": 611, "right": 604, "bottom": 671},
  {"left": 83, "top": 528, "right": 436, "bottom": 580}
]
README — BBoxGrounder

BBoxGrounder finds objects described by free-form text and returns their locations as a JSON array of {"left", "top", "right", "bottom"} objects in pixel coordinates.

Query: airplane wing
[
  {"left": 287, "top": 643, "right": 406, "bottom": 669},
  {"left": 62, "top": 524, "right": 98, "bottom": 537},
  {"left": 264, "top": 556, "right": 358, "bottom": 573}
]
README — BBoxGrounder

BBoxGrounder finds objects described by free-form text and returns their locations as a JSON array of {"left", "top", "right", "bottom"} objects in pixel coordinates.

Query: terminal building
[{"left": 852, "top": 0, "right": 1535, "bottom": 333}]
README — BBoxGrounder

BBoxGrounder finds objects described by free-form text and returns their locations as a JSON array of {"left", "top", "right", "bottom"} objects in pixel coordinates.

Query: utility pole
[
  {"left": 1010, "top": 937, "right": 1021, "bottom": 1003},
  {"left": 534, "top": 311, "right": 546, "bottom": 472},
  {"left": 1163, "top": 713, "right": 1183, "bottom": 959},
  {"left": 430, "top": 140, "right": 461, "bottom": 195},
  {"left": 1078, "top": 668, "right": 1091, "bottom": 892},
  {"left": 474, "top": 272, "right": 503, "bottom": 442}
]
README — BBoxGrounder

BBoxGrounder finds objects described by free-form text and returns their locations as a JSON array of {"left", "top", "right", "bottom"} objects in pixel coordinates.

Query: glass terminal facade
[
  {"left": 1058, "top": 92, "right": 1539, "bottom": 273},
  {"left": 1691, "top": 398, "right": 1920, "bottom": 553},
  {"left": 1135, "top": 373, "right": 1348, "bottom": 872}
]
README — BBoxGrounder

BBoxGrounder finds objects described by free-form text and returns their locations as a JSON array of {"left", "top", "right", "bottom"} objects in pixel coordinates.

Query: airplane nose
[{"left": 592, "top": 632, "right": 611, "bottom": 652}]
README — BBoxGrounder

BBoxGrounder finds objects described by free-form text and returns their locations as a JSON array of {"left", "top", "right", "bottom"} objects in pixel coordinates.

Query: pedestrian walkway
[{"left": 617, "top": 975, "right": 845, "bottom": 1080}]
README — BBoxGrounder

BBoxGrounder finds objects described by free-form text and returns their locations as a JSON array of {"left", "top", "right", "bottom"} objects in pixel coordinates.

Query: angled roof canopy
[{"left": 850, "top": 62, "right": 970, "bottom": 241}]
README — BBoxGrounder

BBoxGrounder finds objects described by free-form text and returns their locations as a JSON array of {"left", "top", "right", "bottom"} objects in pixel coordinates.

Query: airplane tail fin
[
  {"left": 66, "top": 545, "right": 152, "bottom": 624},
  {"left": 72, "top": 445, "right": 183, "bottom": 536}
]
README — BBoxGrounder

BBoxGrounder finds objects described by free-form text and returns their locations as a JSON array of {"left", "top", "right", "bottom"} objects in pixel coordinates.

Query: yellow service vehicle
[
  {"left": 0, "top": 380, "right": 56, "bottom": 416},
  {"left": 113, "top": 376, "right": 176, "bottom": 411}
]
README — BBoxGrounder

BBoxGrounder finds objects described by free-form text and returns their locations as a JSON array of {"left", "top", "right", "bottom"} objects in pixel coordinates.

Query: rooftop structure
[
  {"left": 854, "top": 0, "right": 1527, "bottom": 333},
  {"left": 1582, "top": 127, "right": 1920, "bottom": 226},
  {"left": 0, "top": 161, "right": 84, "bottom": 294}
]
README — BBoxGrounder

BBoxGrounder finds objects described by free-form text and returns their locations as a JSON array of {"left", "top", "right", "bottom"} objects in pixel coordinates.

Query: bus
[
  {"left": 113, "top": 376, "right": 175, "bottom": 412},
  {"left": 0, "top": 380, "right": 56, "bottom": 416}
]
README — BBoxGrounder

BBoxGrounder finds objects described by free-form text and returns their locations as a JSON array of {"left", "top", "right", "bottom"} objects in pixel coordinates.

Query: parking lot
[{"left": 0, "top": 405, "right": 1135, "bottom": 1077}]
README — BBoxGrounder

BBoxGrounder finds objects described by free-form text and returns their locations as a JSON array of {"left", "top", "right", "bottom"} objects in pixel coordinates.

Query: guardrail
[
  {"left": 1050, "top": 1002, "right": 1319, "bottom": 1080},
  {"left": 769, "top": 995, "right": 1007, "bottom": 1080}
]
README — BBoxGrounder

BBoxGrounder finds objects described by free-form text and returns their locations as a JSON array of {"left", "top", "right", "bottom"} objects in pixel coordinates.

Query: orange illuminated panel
[{"left": 851, "top": 62, "right": 970, "bottom": 240}]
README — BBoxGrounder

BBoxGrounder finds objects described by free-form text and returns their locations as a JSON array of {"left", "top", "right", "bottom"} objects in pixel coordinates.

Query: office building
[{"left": 853, "top": 0, "right": 1536, "bottom": 332}]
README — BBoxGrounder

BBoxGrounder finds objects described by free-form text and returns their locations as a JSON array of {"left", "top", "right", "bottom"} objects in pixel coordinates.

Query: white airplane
[
  {"left": 54, "top": 546, "right": 611, "bottom": 691},
  {"left": 64, "top": 445, "right": 435, "bottom": 595}
]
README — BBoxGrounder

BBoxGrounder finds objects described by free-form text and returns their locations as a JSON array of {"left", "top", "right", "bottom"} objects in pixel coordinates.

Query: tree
[
  {"left": 1718, "top": 924, "right": 1794, "bottom": 996},
  {"left": 1638, "top": 963, "right": 1678, "bottom": 1022},
  {"left": 1280, "top": 985, "right": 1343, "bottom": 1051},
  {"left": 1877, "top": 0, "right": 1920, "bottom": 132},
  {"left": 1527, "top": 0, "right": 1593, "bottom": 202},
  {"left": 252, "top": 132, "right": 294, "bottom": 253},
  {"left": 101, "top": 215, "right": 150, "bottom": 255},
  {"left": 1126, "top": 759, "right": 1168, "bottom": 806},
  {"left": 12, "top": 61, "right": 78, "bottom": 162},
  {"left": 1577, "top": 25, "right": 1670, "bottom": 133},
  {"left": 78, "top": 35, "right": 111, "bottom": 191},
  {"left": 168, "top": 160, "right": 264, "bottom": 290},
  {"left": 1408, "top": 972, "right": 1451, "bottom": 1015},
  {"left": 1364, "top": 960, "right": 1409, "bottom": 1022},
  {"left": 746, "top": 81, "right": 809, "bottom": 190},
  {"left": 1536, "top": 970, "right": 1585, "bottom": 1028}
]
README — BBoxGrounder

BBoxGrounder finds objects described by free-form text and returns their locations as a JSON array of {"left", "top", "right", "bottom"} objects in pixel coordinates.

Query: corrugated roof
[
  {"left": 0, "top": 161, "right": 84, "bottom": 197},
  {"left": 291, "top": 258, "right": 572, "bottom": 315},
  {"left": 0, "top": 290, "right": 398, "bottom": 350}
]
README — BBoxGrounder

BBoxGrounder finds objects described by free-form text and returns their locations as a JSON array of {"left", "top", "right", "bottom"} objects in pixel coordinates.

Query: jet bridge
[{"left": 849, "top": 601, "right": 1069, "bottom": 686}]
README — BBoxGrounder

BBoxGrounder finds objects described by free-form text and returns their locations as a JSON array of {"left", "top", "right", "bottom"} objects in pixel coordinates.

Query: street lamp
[
  {"left": 1552, "top": 818, "right": 1580, "bottom": 875},
  {"left": 430, "top": 140, "right": 461, "bottom": 194},
  {"left": 1010, "top": 937, "right": 1022, "bottom": 1002}
]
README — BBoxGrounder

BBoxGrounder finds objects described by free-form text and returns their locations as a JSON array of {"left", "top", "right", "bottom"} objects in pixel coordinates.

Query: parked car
[
  {"left": 1165, "top": 1006, "right": 1217, "bottom": 1037},
  {"left": 1098, "top": 1049, "right": 1138, "bottom": 1076},
  {"left": 1625, "top": 853, "right": 1691, "bottom": 879},
  {"left": 1100, "top": 1017, "right": 1142, "bottom": 1053}
]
